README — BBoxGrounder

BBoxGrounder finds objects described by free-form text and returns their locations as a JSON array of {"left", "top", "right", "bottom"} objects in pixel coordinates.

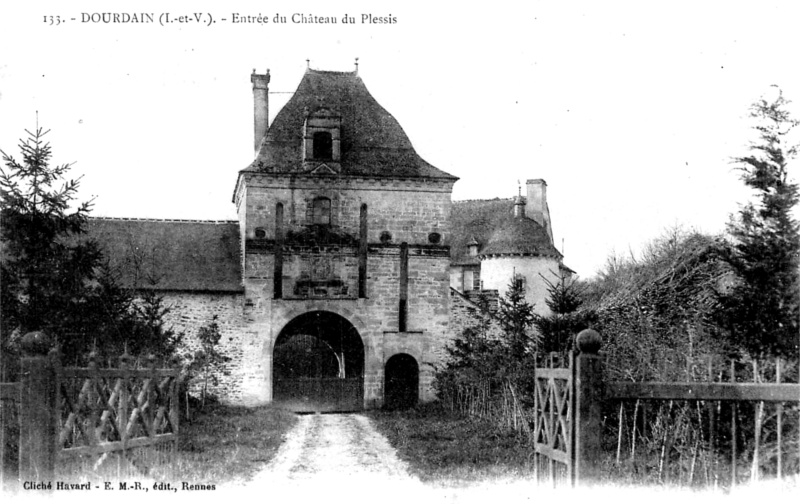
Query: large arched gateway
[{"left": 272, "top": 311, "right": 364, "bottom": 412}]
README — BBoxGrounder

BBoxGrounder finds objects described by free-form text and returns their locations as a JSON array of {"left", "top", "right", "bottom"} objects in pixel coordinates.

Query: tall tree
[
  {"left": 497, "top": 277, "right": 536, "bottom": 361},
  {"left": 1, "top": 126, "right": 179, "bottom": 365},
  {"left": 718, "top": 88, "right": 800, "bottom": 357},
  {"left": 0, "top": 126, "right": 97, "bottom": 350}
]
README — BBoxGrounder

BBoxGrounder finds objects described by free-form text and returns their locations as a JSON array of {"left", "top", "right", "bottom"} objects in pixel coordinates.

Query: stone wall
[
  {"left": 155, "top": 274, "right": 507, "bottom": 407},
  {"left": 235, "top": 247, "right": 452, "bottom": 407},
  {"left": 236, "top": 174, "right": 454, "bottom": 246},
  {"left": 158, "top": 292, "right": 256, "bottom": 404},
  {"left": 448, "top": 288, "right": 503, "bottom": 342}
]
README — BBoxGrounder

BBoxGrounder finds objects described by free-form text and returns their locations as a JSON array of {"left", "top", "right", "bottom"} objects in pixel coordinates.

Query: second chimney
[
  {"left": 251, "top": 69, "right": 270, "bottom": 155},
  {"left": 526, "top": 179, "right": 553, "bottom": 245}
]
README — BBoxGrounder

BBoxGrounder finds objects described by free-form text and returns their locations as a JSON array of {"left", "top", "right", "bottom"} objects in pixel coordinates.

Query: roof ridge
[
  {"left": 452, "top": 197, "right": 513, "bottom": 204},
  {"left": 89, "top": 216, "right": 238, "bottom": 224},
  {"left": 307, "top": 68, "right": 358, "bottom": 76}
]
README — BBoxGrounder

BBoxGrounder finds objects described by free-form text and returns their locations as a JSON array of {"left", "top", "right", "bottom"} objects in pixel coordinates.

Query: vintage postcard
[{"left": 2, "top": 1, "right": 799, "bottom": 502}]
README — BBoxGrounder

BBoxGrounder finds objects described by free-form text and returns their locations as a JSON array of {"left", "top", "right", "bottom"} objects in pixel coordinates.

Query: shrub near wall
[{"left": 435, "top": 280, "right": 538, "bottom": 438}]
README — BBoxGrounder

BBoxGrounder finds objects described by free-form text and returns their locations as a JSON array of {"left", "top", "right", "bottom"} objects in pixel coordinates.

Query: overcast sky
[{"left": 2, "top": 1, "right": 800, "bottom": 279}]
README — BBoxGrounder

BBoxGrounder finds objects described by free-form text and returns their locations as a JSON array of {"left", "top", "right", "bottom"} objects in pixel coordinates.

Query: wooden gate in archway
[{"left": 272, "top": 311, "right": 364, "bottom": 413}]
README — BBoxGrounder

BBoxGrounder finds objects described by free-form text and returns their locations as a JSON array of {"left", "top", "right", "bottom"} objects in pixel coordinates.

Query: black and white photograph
[{"left": 1, "top": 1, "right": 799, "bottom": 502}]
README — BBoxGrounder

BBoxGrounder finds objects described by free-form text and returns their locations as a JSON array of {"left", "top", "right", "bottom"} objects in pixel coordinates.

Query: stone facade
[
  {"left": 89, "top": 66, "right": 572, "bottom": 409},
  {"left": 158, "top": 292, "right": 250, "bottom": 402}
]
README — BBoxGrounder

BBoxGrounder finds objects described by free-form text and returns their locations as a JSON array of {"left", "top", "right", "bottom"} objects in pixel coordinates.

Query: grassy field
[
  {"left": 159, "top": 402, "right": 297, "bottom": 484},
  {"left": 369, "top": 403, "right": 536, "bottom": 487}
]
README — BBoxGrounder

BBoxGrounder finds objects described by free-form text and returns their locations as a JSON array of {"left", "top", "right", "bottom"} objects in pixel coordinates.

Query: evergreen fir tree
[
  {"left": 1, "top": 126, "right": 180, "bottom": 364},
  {"left": 1, "top": 126, "right": 97, "bottom": 358},
  {"left": 534, "top": 273, "right": 590, "bottom": 354},
  {"left": 718, "top": 88, "right": 800, "bottom": 358},
  {"left": 497, "top": 277, "right": 536, "bottom": 361}
]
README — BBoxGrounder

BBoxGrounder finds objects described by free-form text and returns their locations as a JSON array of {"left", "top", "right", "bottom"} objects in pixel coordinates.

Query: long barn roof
[{"left": 86, "top": 218, "right": 243, "bottom": 292}]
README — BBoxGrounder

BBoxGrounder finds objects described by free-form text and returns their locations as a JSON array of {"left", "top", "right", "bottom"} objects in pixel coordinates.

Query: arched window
[
  {"left": 312, "top": 197, "right": 332, "bottom": 225},
  {"left": 313, "top": 131, "right": 333, "bottom": 160}
]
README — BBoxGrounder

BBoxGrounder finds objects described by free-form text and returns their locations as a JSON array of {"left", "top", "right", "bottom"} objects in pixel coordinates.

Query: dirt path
[
  {"left": 241, "top": 413, "right": 536, "bottom": 502},
  {"left": 257, "top": 413, "right": 416, "bottom": 483},
  {"left": 241, "top": 413, "right": 426, "bottom": 501}
]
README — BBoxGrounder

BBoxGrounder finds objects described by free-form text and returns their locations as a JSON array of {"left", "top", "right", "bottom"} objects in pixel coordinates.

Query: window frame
[{"left": 311, "top": 196, "right": 332, "bottom": 225}]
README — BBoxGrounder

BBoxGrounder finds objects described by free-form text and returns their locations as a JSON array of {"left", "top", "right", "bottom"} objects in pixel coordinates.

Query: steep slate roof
[
  {"left": 448, "top": 199, "right": 562, "bottom": 265},
  {"left": 86, "top": 218, "right": 243, "bottom": 292},
  {"left": 243, "top": 69, "right": 457, "bottom": 180}
]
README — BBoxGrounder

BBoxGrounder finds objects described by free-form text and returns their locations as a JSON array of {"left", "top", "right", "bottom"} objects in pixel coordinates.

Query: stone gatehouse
[{"left": 89, "top": 65, "right": 571, "bottom": 410}]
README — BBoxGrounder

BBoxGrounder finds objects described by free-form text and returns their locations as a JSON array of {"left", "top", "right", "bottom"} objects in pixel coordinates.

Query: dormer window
[
  {"left": 467, "top": 237, "right": 480, "bottom": 257},
  {"left": 304, "top": 108, "right": 341, "bottom": 164},
  {"left": 313, "top": 132, "right": 333, "bottom": 160},
  {"left": 312, "top": 197, "right": 332, "bottom": 225}
]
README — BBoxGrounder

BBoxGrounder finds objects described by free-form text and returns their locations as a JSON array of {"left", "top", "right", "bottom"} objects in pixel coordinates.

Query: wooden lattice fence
[
  {"left": 1, "top": 331, "right": 180, "bottom": 487},
  {"left": 57, "top": 351, "right": 179, "bottom": 479}
]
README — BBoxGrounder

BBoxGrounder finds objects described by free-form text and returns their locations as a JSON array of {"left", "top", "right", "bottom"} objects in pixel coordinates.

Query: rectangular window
[
  {"left": 463, "top": 270, "right": 474, "bottom": 292},
  {"left": 312, "top": 197, "right": 331, "bottom": 225}
]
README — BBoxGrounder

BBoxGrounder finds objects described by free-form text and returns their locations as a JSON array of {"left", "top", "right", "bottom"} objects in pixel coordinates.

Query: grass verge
[
  {"left": 369, "top": 402, "right": 535, "bottom": 487},
  {"left": 166, "top": 402, "right": 297, "bottom": 484}
]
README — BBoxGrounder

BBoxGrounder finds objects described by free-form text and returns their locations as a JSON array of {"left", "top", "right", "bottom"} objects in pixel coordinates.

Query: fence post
[
  {"left": 573, "top": 329, "right": 603, "bottom": 486},
  {"left": 18, "top": 331, "right": 57, "bottom": 482}
]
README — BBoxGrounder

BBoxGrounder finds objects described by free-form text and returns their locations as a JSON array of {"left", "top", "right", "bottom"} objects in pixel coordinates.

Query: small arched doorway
[
  {"left": 273, "top": 311, "right": 364, "bottom": 412},
  {"left": 384, "top": 354, "right": 419, "bottom": 410}
]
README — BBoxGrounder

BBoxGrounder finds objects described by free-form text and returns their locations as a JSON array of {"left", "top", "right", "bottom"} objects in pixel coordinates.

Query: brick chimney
[
  {"left": 526, "top": 179, "right": 553, "bottom": 244},
  {"left": 251, "top": 69, "right": 270, "bottom": 155}
]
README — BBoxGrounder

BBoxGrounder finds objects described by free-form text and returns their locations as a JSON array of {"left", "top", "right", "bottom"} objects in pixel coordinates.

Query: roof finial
[
  {"left": 306, "top": 59, "right": 310, "bottom": 70},
  {"left": 513, "top": 181, "right": 526, "bottom": 219},
  {"left": 354, "top": 57, "right": 359, "bottom": 75}
]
